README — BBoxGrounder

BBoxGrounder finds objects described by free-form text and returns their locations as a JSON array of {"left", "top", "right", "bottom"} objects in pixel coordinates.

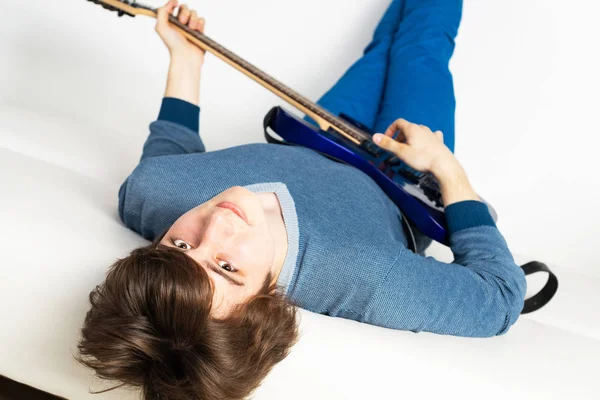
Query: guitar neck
[{"left": 123, "top": 1, "right": 369, "bottom": 145}]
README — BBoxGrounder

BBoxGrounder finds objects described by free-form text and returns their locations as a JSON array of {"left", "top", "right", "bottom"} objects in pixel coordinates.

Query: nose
[{"left": 199, "top": 208, "right": 234, "bottom": 243}]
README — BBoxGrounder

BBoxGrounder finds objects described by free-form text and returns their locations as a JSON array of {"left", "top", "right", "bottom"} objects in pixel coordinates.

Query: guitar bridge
[{"left": 419, "top": 173, "right": 443, "bottom": 208}]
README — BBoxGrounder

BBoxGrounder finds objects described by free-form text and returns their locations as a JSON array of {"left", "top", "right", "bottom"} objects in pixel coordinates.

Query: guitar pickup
[
  {"left": 360, "top": 140, "right": 385, "bottom": 157},
  {"left": 395, "top": 164, "right": 426, "bottom": 184},
  {"left": 397, "top": 168, "right": 421, "bottom": 184},
  {"left": 384, "top": 155, "right": 402, "bottom": 167}
]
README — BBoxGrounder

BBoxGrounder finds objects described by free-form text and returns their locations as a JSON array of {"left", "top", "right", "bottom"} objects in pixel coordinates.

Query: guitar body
[{"left": 263, "top": 106, "right": 498, "bottom": 246}]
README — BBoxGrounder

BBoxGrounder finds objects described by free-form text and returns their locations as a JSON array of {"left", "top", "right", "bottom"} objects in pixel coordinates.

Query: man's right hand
[
  {"left": 372, "top": 118, "right": 457, "bottom": 177},
  {"left": 372, "top": 119, "right": 481, "bottom": 207}
]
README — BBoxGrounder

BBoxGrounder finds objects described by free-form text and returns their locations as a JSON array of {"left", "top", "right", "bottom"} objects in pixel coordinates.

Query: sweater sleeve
[
  {"left": 119, "top": 98, "right": 205, "bottom": 228},
  {"left": 362, "top": 200, "right": 527, "bottom": 338},
  {"left": 139, "top": 97, "right": 205, "bottom": 161}
]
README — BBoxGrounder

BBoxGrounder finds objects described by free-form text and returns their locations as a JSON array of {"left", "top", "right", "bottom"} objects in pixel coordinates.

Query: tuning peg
[{"left": 85, "top": 0, "right": 136, "bottom": 18}]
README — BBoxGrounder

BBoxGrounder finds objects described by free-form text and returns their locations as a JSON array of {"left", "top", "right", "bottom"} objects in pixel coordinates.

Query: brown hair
[{"left": 75, "top": 228, "right": 299, "bottom": 399}]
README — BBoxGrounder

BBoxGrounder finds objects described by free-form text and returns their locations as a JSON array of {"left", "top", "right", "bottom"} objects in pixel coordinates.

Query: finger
[
  {"left": 189, "top": 10, "right": 198, "bottom": 29},
  {"left": 383, "top": 118, "right": 412, "bottom": 138},
  {"left": 435, "top": 130, "right": 444, "bottom": 142},
  {"left": 156, "top": 0, "right": 178, "bottom": 30},
  {"left": 384, "top": 118, "right": 414, "bottom": 144},
  {"left": 199, "top": 17, "right": 206, "bottom": 33},
  {"left": 178, "top": 4, "right": 191, "bottom": 24}
]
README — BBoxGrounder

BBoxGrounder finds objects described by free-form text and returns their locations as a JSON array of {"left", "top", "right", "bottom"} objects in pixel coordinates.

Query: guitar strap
[{"left": 263, "top": 109, "right": 558, "bottom": 315}]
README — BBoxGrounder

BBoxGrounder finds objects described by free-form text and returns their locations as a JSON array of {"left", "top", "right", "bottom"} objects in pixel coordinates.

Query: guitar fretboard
[{"left": 133, "top": 2, "right": 372, "bottom": 144}]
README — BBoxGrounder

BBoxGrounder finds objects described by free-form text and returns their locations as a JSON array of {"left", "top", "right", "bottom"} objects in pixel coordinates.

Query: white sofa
[{"left": 1, "top": 0, "right": 599, "bottom": 399}]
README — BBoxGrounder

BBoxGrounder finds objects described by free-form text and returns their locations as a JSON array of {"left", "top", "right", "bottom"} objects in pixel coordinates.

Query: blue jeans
[{"left": 303, "top": 0, "right": 462, "bottom": 153}]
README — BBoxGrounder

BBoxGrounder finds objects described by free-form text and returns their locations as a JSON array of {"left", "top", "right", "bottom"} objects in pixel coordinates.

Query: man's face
[{"left": 159, "top": 186, "right": 277, "bottom": 318}]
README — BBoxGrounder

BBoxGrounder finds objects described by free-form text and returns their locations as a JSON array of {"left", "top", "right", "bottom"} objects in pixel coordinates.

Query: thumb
[
  {"left": 373, "top": 133, "right": 409, "bottom": 155},
  {"left": 156, "top": 0, "right": 178, "bottom": 29}
]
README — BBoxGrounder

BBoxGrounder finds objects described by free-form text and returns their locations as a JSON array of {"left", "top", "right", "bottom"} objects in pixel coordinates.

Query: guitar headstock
[{"left": 85, "top": 0, "right": 156, "bottom": 18}]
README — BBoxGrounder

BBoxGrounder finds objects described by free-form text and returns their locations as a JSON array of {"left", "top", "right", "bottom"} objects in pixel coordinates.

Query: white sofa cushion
[{"left": 0, "top": 106, "right": 139, "bottom": 186}]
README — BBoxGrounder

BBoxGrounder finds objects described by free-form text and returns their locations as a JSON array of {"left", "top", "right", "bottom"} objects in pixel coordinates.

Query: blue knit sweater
[{"left": 117, "top": 97, "right": 527, "bottom": 338}]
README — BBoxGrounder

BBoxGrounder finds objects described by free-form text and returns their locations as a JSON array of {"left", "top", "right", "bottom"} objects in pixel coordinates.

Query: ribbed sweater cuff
[
  {"left": 445, "top": 200, "right": 497, "bottom": 234},
  {"left": 158, "top": 97, "right": 200, "bottom": 133}
]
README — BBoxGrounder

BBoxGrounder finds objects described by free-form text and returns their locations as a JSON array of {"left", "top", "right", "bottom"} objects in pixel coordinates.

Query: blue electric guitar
[
  {"left": 262, "top": 106, "right": 499, "bottom": 247},
  {"left": 85, "top": 0, "right": 496, "bottom": 246},
  {"left": 88, "top": 0, "right": 557, "bottom": 313}
]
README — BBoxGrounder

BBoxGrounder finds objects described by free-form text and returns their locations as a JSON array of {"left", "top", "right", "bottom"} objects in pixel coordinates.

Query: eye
[
  {"left": 172, "top": 238, "right": 191, "bottom": 250},
  {"left": 218, "top": 260, "right": 236, "bottom": 273},
  {"left": 171, "top": 238, "right": 236, "bottom": 273}
]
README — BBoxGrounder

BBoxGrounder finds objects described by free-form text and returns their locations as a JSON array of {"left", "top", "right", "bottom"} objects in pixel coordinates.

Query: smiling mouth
[{"left": 216, "top": 202, "right": 248, "bottom": 224}]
